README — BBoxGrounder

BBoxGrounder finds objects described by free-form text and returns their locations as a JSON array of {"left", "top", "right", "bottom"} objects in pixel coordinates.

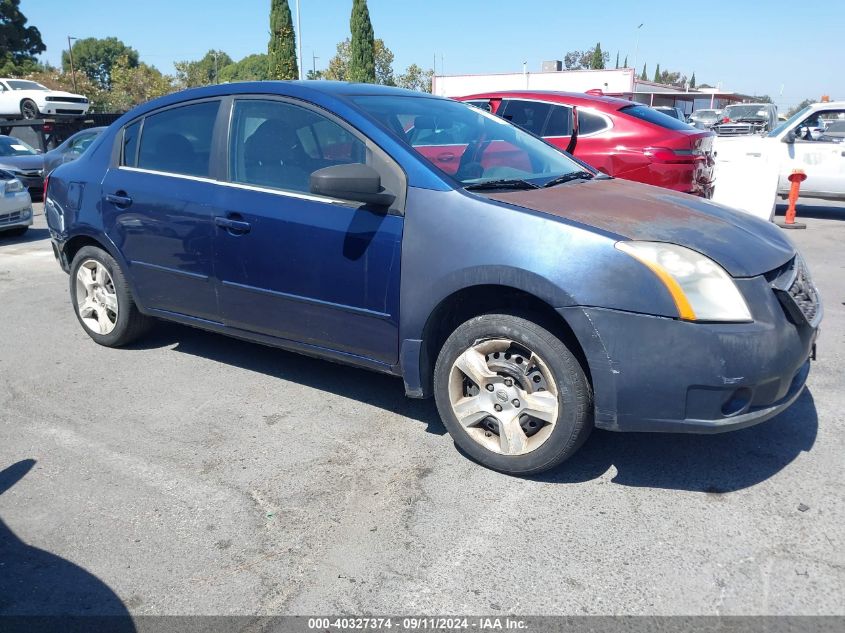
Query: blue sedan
[{"left": 44, "top": 82, "right": 821, "bottom": 474}]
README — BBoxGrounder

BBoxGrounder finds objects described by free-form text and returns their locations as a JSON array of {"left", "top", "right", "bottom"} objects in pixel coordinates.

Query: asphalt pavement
[{"left": 1, "top": 202, "right": 843, "bottom": 616}]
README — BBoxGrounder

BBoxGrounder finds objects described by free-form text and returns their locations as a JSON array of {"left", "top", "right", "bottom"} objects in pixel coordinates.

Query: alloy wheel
[{"left": 75, "top": 260, "right": 119, "bottom": 335}]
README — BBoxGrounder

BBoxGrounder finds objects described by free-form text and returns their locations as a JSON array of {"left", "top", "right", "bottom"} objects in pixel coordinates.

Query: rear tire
[
  {"left": 20, "top": 99, "right": 38, "bottom": 120},
  {"left": 433, "top": 313, "right": 592, "bottom": 475},
  {"left": 69, "top": 246, "right": 153, "bottom": 347}
]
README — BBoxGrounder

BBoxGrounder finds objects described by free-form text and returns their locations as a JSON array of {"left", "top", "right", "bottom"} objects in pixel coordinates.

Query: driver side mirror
[
  {"left": 783, "top": 130, "right": 797, "bottom": 144},
  {"left": 310, "top": 164, "right": 396, "bottom": 208}
]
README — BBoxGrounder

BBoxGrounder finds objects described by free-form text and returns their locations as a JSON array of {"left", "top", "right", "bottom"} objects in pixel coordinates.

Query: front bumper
[
  {"left": 38, "top": 101, "right": 90, "bottom": 116},
  {"left": 559, "top": 262, "right": 820, "bottom": 434},
  {"left": 0, "top": 201, "right": 33, "bottom": 231}
]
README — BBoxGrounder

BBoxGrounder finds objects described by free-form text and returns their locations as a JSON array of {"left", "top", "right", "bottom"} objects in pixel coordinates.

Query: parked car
[
  {"left": 0, "top": 135, "right": 44, "bottom": 196},
  {"left": 712, "top": 103, "right": 778, "bottom": 136},
  {"left": 688, "top": 109, "right": 722, "bottom": 130},
  {"left": 45, "top": 82, "right": 820, "bottom": 474},
  {"left": 42, "top": 127, "right": 106, "bottom": 175},
  {"left": 0, "top": 79, "right": 90, "bottom": 119},
  {"left": 653, "top": 106, "right": 687, "bottom": 122},
  {"left": 0, "top": 168, "right": 33, "bottom": 237},
  {"left": 457, "top": 91, "right": 715, "bottom": 197},
  {"left": 715, "top": 101, "right": 845, "bottom": 202}
]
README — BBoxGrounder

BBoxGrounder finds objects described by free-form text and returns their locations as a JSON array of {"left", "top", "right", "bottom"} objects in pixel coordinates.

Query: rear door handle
[
  {"left": 214, "top": 216, "right": 251, "bottom": 234},
  {"left": 105, "top": 193, "right": 132, "bottom": 208}
]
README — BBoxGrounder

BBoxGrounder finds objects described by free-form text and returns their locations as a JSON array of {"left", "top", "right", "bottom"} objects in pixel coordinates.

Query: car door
[
  {"left": 780, "top": 108, "right": 845, "bottom": 196},
  {"left": 213, "top": 97, "right": 404, "bottom": 366},
  {"left": 100, "top": 99, "right": 222, "bottom": 321}
]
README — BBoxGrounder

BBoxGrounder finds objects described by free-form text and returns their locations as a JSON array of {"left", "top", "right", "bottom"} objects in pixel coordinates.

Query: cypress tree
[
  {"left": 268, "top": 0, "right": 298, "bottom": 80},
  {"left": 349, "top": 0, "right": 376, "bottom": 83},
  {"left": 640, "top": 64, "right": 647, "bottom": 81},
  {"left": 615, "top": 51, "right": 619, "bottom": 69},
  {"left": 690, "top": 72, "right": 696, "bottom": 89},
  {"left": 653, "top": 63, "right": 661, "bottom": 83},
  {"left": 590, "top": 42, "right": 604, "bottom": 70},
  {"left": 623, "top": 55, "right": 628, "bottom": 68}
]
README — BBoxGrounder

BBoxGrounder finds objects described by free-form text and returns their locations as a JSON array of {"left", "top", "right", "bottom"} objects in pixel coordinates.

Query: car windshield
[
  {"left": 0, "top": 136, "right": 38, "bottom": 156},
  {"left": 351, "top": 95, "right": 588, "bottom": 186},
  {"left": 692, "top": 110, "right": 718, "bottom": 119},
  {"left": 767, "top": 105, "right": 812, "bottom": 137},
  {"left": 6, "top": 80, "right": 48, "bottom": 91},
  {"left": 724, "top": 105, "right": 769, "bottom": 119},
  {"left": 618, "top": 104, "right": 692, "bottom": 131}
]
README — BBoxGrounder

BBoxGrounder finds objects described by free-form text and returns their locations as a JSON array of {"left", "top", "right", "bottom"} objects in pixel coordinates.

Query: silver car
[{"left": 0, "top": 169, "right": 33, "bottom": 237}]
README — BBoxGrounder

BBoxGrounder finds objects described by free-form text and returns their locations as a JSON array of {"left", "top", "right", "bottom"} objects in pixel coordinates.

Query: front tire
[
  {"left": 69, "top": 246, "right": 153, "bottom": 347},
  {"left": 20, "top": 99, "right": 39, "bottom": 120},
  {"left": 434, "top": 314, "right": 592, "bottom": 475}
]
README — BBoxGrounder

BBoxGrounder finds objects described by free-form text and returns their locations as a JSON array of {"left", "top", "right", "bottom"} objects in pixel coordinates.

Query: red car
[{"left": 454, "top": 91, "right": 715, "bottom": 197}]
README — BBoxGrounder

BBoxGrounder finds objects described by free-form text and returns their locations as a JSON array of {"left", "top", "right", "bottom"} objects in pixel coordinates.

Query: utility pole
[
  {"left": 296, "top": 0, "right": 303, "bottom": 80},
  {"left": 633, "top": 23, "right": 643, "bottom": 86},
  {"left": 212, "top": 51, "right": 219, "bottom": 84},
  {"left": 312, "top": 52, "right": 319, "bottom": 78},
  {"left": 67, "top": 36, "right": 78, "bottom": 92}
]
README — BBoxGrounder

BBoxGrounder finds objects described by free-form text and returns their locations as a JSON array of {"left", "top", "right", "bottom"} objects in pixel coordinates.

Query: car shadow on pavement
[
  {"left": 535, "top": 389, "right": 818, "bottom": 492},
  {"left": 130, "top": 321, "right": 448, "bottom": 436},
  {"left": 0, "top": 228, "right": 50, "bottom": 245},
  {"left": 0, "top": 459, "right": 136, "bottom": 630}
]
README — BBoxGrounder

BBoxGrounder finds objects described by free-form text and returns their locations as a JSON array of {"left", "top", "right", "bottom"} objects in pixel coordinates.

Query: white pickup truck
[{"left": 715, "top": 101, "right": 845, "bottom": 209}]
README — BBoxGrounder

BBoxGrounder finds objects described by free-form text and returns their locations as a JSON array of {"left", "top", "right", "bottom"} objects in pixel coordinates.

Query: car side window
[
  {"left": 499, "top": 99, "right": 552, "bottom": 136},
  {"left": 136, "top": 101, "right": 220, "bottom": 177},
  {"left": 121, "top": 120, "right": 141, "bottom": 167},
  {"left": 229, "top": 99, "right": 367, "bottom": 194},
  {"left": 69, "top": 133, "right": 95, "bottom": 153},
  {"left": 578, "top": 110, "right": 610, "bottom": 135},
  {"left": 797, "top": 110, "right": 845, "bottom": 142},
  {"left": 544, "top": 105, "right": 573, "bottom": 137}
]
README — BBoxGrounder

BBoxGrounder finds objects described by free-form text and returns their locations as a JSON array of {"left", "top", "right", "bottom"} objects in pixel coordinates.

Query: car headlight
[
  {"left": 616, "top": 241, "right": 752, "bottom": 322},
  {"left": 20, "top": 206, "right": 31, "bottom": 219},
  {"left": 5, "top": 178, "right": 24, "bottom": 193}
]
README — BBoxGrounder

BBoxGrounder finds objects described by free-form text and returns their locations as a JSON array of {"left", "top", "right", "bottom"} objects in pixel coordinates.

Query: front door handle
[
  {"left": 105, "top": 192, "right": 132, "bottom": 208},
  {"left": 214, "top": 216, "right": 251, "bottom": 234}
]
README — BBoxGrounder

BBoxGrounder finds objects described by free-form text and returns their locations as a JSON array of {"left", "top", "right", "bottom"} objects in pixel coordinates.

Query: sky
[{"left": 21, "top": 0, "right": 842, "bottom": 112}]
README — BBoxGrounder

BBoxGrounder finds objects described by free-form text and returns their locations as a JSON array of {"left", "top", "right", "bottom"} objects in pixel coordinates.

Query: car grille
[
  {"left": 772, "top": 256, "right": 821, "bottom": 326},
  {"left": 715, "top": 123, "right": 753, "bottom": 136},
  {"left": 56, "top": 109, "right": 85, "bottom": 115},
  {"left": 46, "top": 96, "right": 88, "bottom": 104},
  {"left": 0, "top": 211, "right": 22, "bottom": 225}
]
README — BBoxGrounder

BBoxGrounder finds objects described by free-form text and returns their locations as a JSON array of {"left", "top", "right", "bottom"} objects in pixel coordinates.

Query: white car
[
  {"left": 0, "top": 78, "right": 90, "bottom": 120},
  {"left": 715, "top": 101, "right": 845, "bottom": 204},
  {"left": 0, "top": 169, "right": 33, "bottom": 237}
]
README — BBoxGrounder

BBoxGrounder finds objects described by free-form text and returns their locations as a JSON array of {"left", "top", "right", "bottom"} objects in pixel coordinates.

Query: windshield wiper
[
  {"left": 543, "top": 171, "right": 595, "bottom": 188},
  {"left": 464, "top": 178, "right": 540, "bottom": 191}
]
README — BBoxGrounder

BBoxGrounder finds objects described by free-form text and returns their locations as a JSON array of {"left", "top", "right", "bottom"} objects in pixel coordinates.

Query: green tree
[
  {"left": 623, "top": 55, "right": 628, "bottom": 68},
  {"left": 109, "top": 55, "right": 174, "bottom": 112},
  {"left": 61, "top": 37, "right": 138, "bottom": 89},
  {"left": 653, "top": 63, "right": 661, "bottom": 83},
  {"left": 349, "top": 0, "right": 376, "bottom": 83},
  {"left": 268, "top": 0, "right": 298, "bottom": 80},
  {"left": 590, "top": 43, "right": 605, "bottom": 69},
  {"left": 787, "top": 99, "right": 815, "bottom": 117},
  {"left": 306, "top": 69, "right": 324, "bottom": 80},
  {"left": 615, "top": 51, "right": 619, "bottom": 69},
  {"left": 174, "top": 50, "right": 233, "bottom": 88},
  {"left": 325, "top": 38, "right": 394, "bottom": 85},
  {"left": 0, "top": 0, "right": 45, "bottom": 75},
  {"left": 640, "top": 64, "right": 647, "bottom": 80},
  {"left": 218, "top": 53, "right": 270, "bottom": 82},
  {"left": 396, "top": 64, "right": 433, "bottom": 93},
  {"left": 689, "top": 72, "right": 696, "bottom": 89},
  {"left": 24, "top": 68, "right": 109, "bottom": 112}
]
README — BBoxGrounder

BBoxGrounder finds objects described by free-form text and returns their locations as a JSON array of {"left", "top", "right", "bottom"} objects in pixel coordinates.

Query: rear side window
[
  {"left": 619, "top": 104, "right": 691, "bottom": 131},
  {"left": 499, "top": 99, "right": 552, "bottom": 136},
  {"left": 544, "top": 105, "right": 572, "bottom": 136},
  {"left": 121, "top": 120, "right": 141, "bottom": 167},
  {"left": 578, "top": 110, "right": 611, "bottom": 135},
  {"left": 136, "top": 101, "right": 219, "bottom": 177}
]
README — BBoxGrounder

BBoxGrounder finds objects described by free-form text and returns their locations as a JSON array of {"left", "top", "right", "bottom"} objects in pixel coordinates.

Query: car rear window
[{"left": 619, "top": 104, "right": 692, "bottom": 131}]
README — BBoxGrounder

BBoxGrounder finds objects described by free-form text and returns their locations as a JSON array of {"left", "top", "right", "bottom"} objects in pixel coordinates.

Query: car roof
[{"left": 457, "top": 90, "right": 637, "bottom": 109}]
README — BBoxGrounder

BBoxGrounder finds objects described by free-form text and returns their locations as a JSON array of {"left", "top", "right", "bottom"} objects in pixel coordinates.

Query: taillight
[{"left": 643, "top": 147, "right": 699, "bottom": 164}]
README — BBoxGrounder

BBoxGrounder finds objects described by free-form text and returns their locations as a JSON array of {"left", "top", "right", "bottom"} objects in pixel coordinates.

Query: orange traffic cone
[{"left": 776, "top": 170, "right": 807, "bottom": 229}]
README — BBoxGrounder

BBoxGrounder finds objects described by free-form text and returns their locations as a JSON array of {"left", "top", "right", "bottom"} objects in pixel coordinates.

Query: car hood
[
  {"left": 39, "top": 90, "right": 85, "bottom": 100},
  {"left": 0, "top": 154, "right": 44, "bottom": 170},
  {"left": 486, "top": 178, "right": 794, "bottom": 277}
]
